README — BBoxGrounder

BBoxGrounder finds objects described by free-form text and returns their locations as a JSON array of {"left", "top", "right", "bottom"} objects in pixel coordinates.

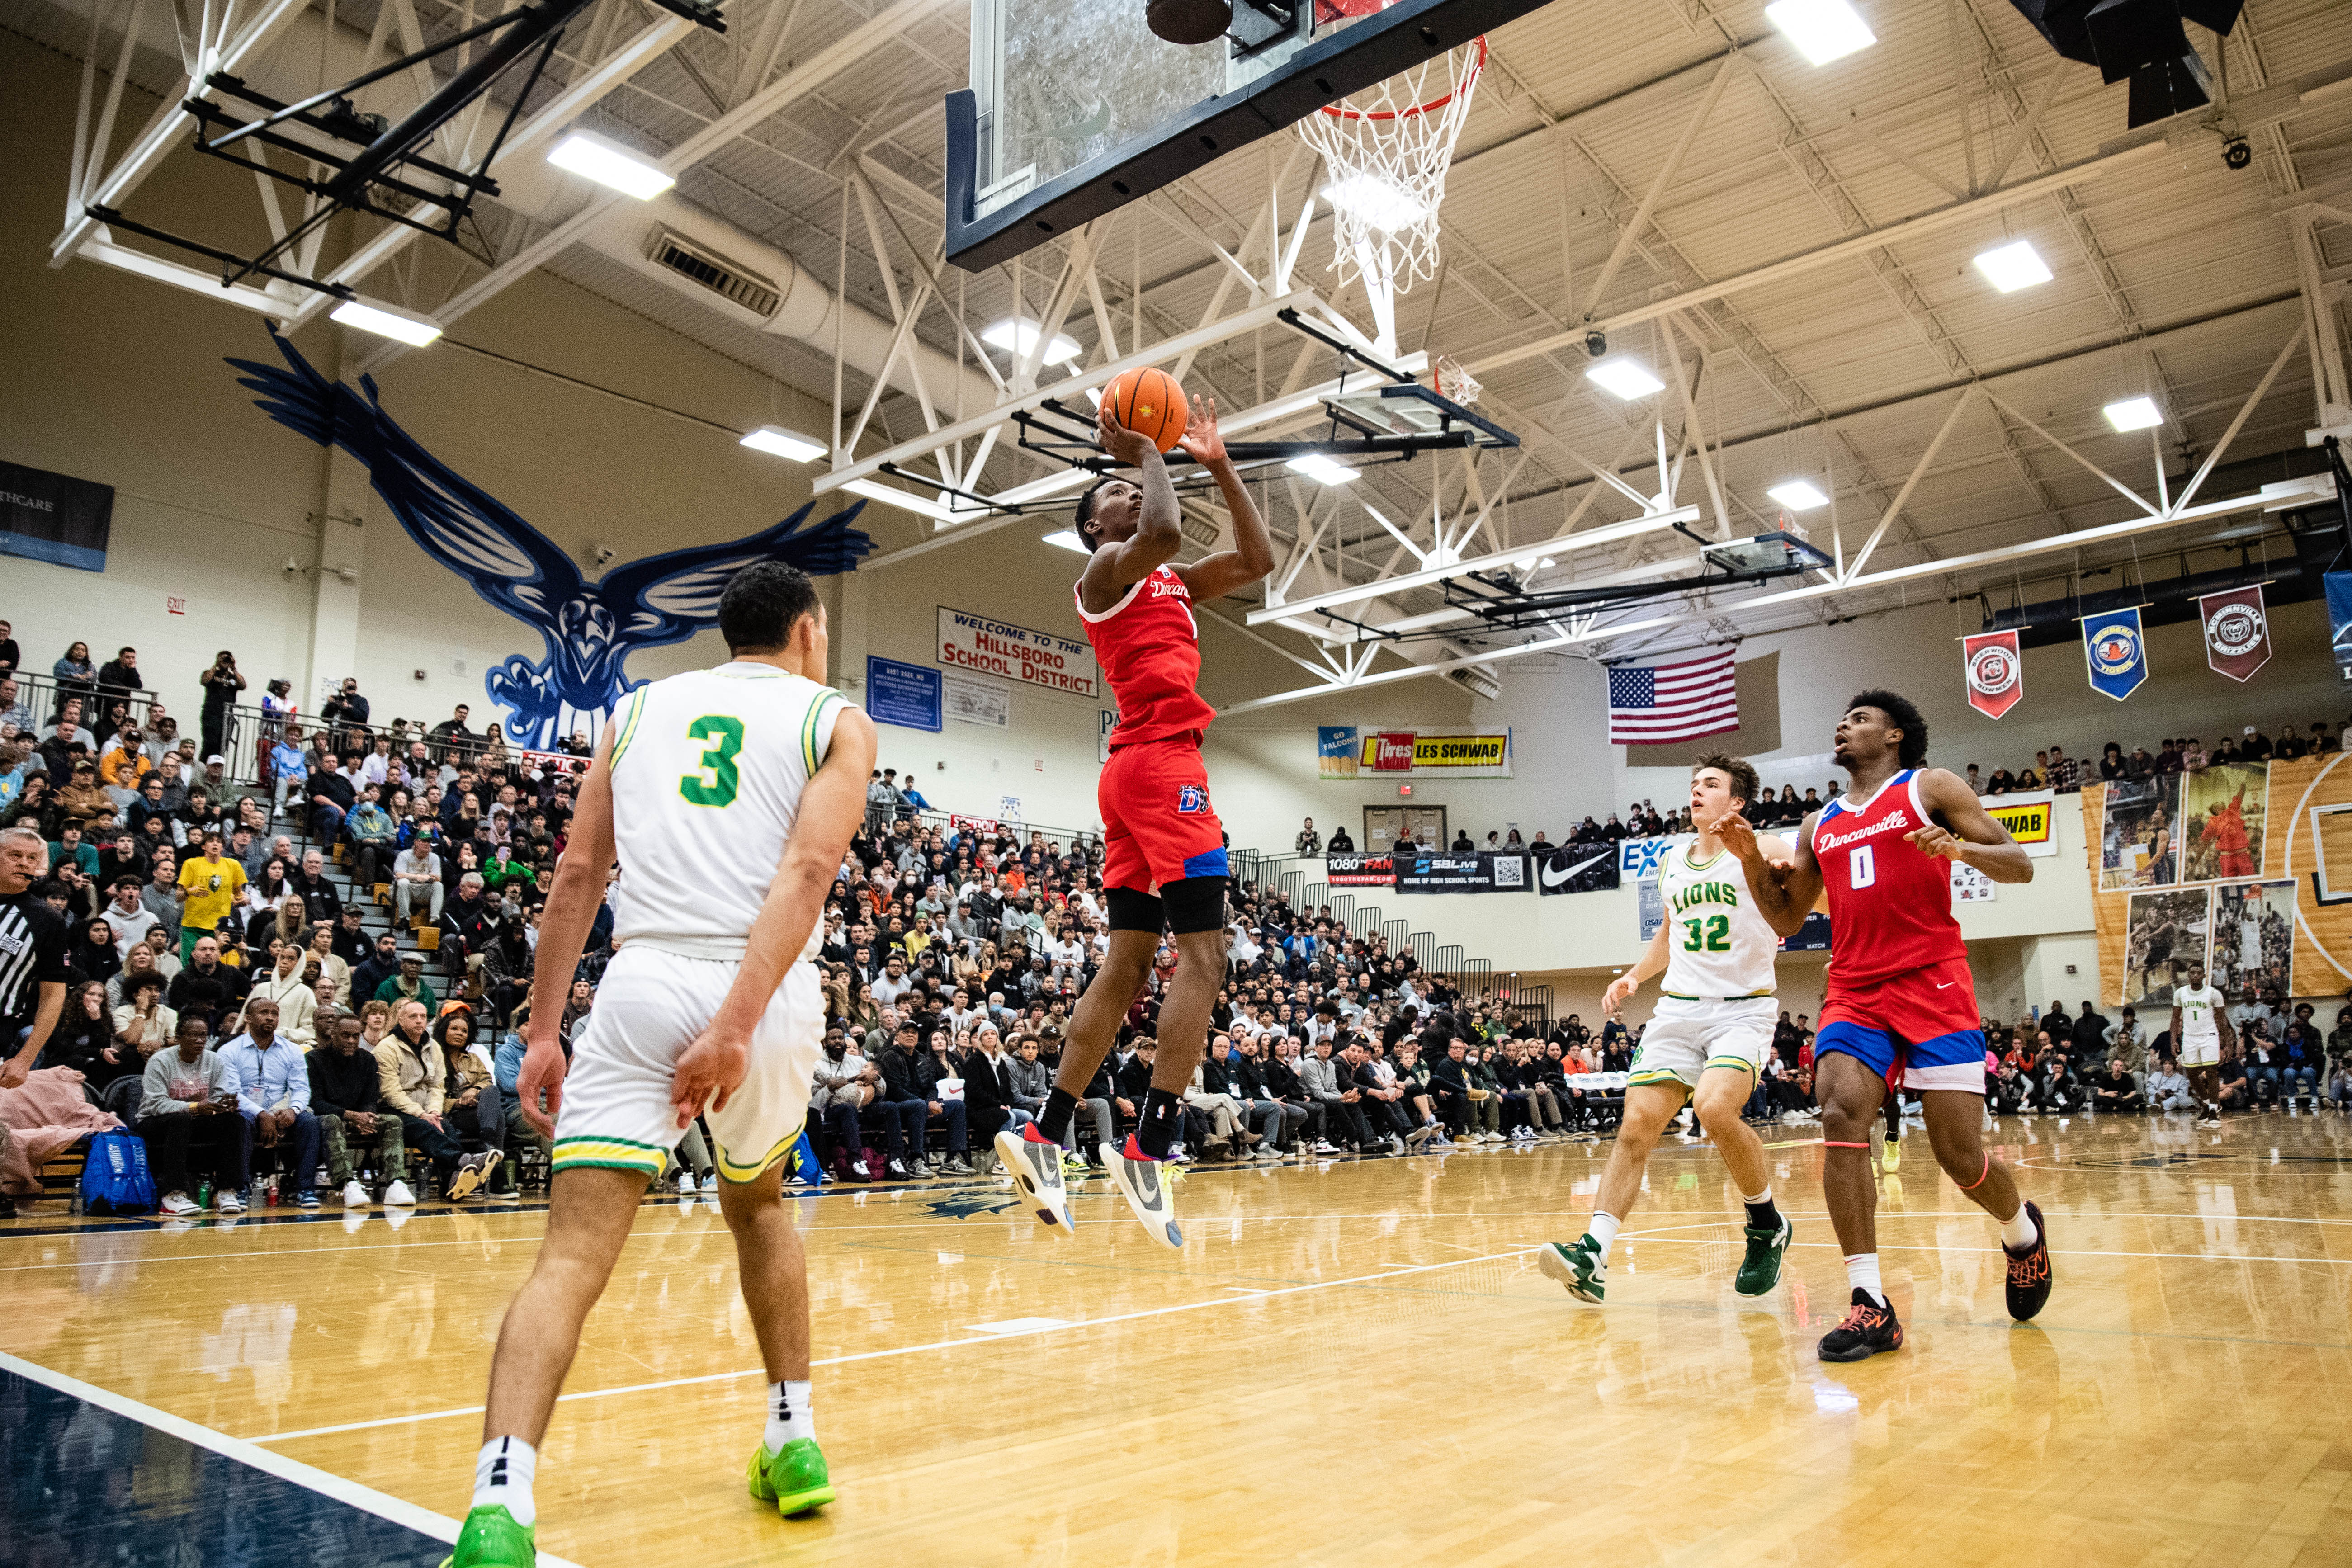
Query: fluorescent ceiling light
[
  {"left": 739, "top": 426, "right": 824, "bottom": 463},
  {"left": 1766, "top": 479, "right": 1829, "bottom": 511},
  {"left": 1972, "top": 239, "right": 2052, "bottom": 293},
  {"left": 982, "top": 318, "right": 1082, "bottom": 367},
  {"left": 547, "top": 131, "right": 675, "bottom": 199},
  {"left": 1320, "top": 174, "right": 1428, "bottom": 234},
  {"left": 1765, "top": 0, "right": 1876, "bottom": 65},
  {"left": 1512, "top": 555, "right": 1557, "bottom": 570},
  {"left": 1585, "top": 358, "right": 1664, "bottom": 401},
  {"left": 1041, "top": 529, "right": 1091, "bottom": 553},
  {"left": 2103, "top": 396, "right": 2163, "bottom": 432},
  {"left": 1285, "top": 453, "right": 1360, "bottom": 486},
  {"left": 841, "top": 478, "right": 990, "bottom": 524},
  {"left": 329, "top": 296, "right": 442, "bottom": 347},
  {"left": 994, "top": 468, "right": 1094, "bottom": 505}
]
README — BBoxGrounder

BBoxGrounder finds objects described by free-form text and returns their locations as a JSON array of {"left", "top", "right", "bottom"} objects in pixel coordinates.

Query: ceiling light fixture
[
  {"left": 1041, "top": 529, "right": 1092, "bottom": 553},
  {"left": 2103, "top": 396, "right": 2163, "bottom": 432},
  {"left": 982, "top": 318, "right": 1082, "bottom": 367},
  {"left": 328, "top": 296, "right": 443, "bottom": 347},
  {"left": 1320, "top": 174, "right": 1429, "bottom": 234},
  {"left": 1766, "top": 479, "right": 1829, "bottom": 511},
  {"left": 841, "top": 478, "right": 990, "bottom": 524},
  {"left": 739, "top": 426, "right": 825, "bottom": 463},
  {"left": 1285, "top": 453, "right": 1360, "bottom": 486},
  {"left": 1972, "top": 238, "right": 2053, "bottom": 293},
  {"left": 1765, "top": 0, "right": 1877, "bottom": 65},
  {"left": 546, "top": 131, "right": 675, "bottom": 199},
  {"left": 1585, "top": 358, "right": 1664, "bottom": 401}
]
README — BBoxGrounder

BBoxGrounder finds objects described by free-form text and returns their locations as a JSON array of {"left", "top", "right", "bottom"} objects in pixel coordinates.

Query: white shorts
[
  {"left": 552, "top": 944, "right": 823, "bottom": 1184},
  {"left": 1628, "top": 996, "right": 1775, "bottom": 1092},
  {"left": 2178, "top": 1038, "right": 2220, "bottom": 1068}
]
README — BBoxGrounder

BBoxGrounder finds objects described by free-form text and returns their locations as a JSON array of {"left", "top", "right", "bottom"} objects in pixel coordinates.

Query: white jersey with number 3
[
  {"left": 1658, "top": 841, "right": 1780, "bottom": 1000},
  {"left": 603, "top": 660, "right": 845, "bottom": 960}
]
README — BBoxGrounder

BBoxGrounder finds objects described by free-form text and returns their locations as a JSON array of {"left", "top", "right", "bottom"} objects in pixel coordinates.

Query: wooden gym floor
[{"left": 4, "top": 1111, "right": 2349, "bottom": 1567}]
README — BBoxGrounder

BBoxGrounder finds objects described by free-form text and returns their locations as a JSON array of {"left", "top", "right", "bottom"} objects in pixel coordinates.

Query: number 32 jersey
[
  {"left": 1659, "top": 842, "right": 1782, "bottom": 1000},
  {"left": 1809, "top": 768, "right": 1966, "bottom": 986},
  {"left": 604, "top": 661, "right": 846, "bottom": 961}
]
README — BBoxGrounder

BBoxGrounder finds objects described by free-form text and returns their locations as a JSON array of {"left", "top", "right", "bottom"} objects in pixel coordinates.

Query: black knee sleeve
[
  {"left": 1159, "top": 874, "right": 1227, "bottom": 934},
  {"left": 1106, "top": 886, "right": 1165, "bottom": 933}
]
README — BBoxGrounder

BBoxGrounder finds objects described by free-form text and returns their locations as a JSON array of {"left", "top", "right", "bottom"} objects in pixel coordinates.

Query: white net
[
  {"left": 1435, "top": 354, "right": 1481, "bottom": 406},
  {"left": 1295, "top": 36, "right": 1485, "bottom": 351}
]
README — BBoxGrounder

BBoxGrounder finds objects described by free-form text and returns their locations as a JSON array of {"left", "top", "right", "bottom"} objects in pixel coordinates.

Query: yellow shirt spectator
[{"left": 177, "top": 850, "right": 247, "bottom": 940}]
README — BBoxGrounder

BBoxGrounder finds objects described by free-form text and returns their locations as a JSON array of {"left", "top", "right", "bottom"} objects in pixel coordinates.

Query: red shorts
[
  {"left": 1816, "top": 954, "right": 1987, "bottom": 1092},
  {"left": 2215, "top": 849, "right": 2254, "bottom": 878},
  {"left": 1100, "top": 737, "right": 1228, "bottom": 894}
]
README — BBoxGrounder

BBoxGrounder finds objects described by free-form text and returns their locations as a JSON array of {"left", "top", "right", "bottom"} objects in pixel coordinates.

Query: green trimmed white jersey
[
  {"left": 1658, "top": 841, "right": 1778, "bottom": 1001},
  {"left": 604, "top": 660, "right": 846, "bottom": 961},
  {"left": 2174, "top": 982, "right": 2222, "bottom": 1066}
]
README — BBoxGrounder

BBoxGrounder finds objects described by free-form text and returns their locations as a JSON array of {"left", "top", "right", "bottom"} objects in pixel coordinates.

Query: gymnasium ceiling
[{"left": 17, "top": 0, "right": 2352, "bottom": 705}]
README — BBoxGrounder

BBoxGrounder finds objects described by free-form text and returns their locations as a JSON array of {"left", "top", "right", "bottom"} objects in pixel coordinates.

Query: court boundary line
[{"left": 0, "top": 1350, "right": 588, "bottom": 1568}]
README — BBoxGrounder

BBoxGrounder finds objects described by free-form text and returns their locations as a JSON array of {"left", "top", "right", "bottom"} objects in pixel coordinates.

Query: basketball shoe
[
  {"left": 440, "top": 1505, "right": 534, "bottom": 1568},
  {"left": 1102, "top": 1134, "right": 1182, "bottom": 1248},
  {"left": 747, "top": 1437, "right": 835, "bottom": 1516},
  {"left": 1537, "top": 1237, "right": 1606, "bottom": 1303},
  {"left": 1734, "top": 1215, "right": 1793, "bottom": 1296},
  {"left": 994, "top": 1123, "right": 1072, "bottom": 1231},
  {"left": 2003, "top": 1200, "right": 2053, "bottom": 1321},
  {"left": 1817, "top": 1289, "right": 1904, "bottom": 1362}
]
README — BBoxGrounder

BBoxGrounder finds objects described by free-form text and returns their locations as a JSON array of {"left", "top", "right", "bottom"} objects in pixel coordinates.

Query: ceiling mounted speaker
[
  {"left": 2126, "top": 49, "right": 2215, "bottom": 123},
  {"left": 2085, "top": 0, "right": 2192, "bottom": 86},
  {"left": 2007, "top": 0, "right": 2099, "bottom": 65},
  {"left": 2176, "top": 0, "right": 2243, "bottom": 34},
  {"left": 2004, "top": 0, "right": 2240, "bottom": 128}
]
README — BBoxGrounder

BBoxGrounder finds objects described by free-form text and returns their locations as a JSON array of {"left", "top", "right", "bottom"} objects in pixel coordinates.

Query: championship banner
[
  {"left": 2195, "top": 585, "right": 2271, "bottom": 682},
  {"left": 1393, "top": 851, "right": 1529, "bottom": 893},
  {"left": 1536, "top": 844, "right": 1620, "bottom": 895},
  {"left": 1324, "top": 852, "right": 1394, "bottom": 887},
  {"left": 1318, "top": 726, "right": 1512, "bottom": 778},
  {"left": 2082, "top": 607, "right": 2149, "bottom": 701},
  {"left": 2328, "top": 572, "right": 2352, "bottom": 680},
  {"left": 1962, "top": 630, "right": 2023, "bottom": 719},
  {"left": 937, "top": 607, "right": 1098, "bottom": 697},
  {"left": 1983, "top": 789, "right": 2059, "bottom": 858}
]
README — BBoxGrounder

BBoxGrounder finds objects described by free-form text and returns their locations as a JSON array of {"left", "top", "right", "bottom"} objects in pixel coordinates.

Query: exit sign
[{"left": 1397, "top": 783, "right": 1413, "bottom": 797}]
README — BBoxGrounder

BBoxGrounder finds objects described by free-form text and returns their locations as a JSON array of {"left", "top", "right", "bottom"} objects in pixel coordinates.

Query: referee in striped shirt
[{"left": 0, "top": 825, "right": 72, "bottom": 1218}]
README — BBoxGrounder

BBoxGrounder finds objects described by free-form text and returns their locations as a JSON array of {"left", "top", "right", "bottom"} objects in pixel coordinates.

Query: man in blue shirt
[
  {"left": 268, "top": 725, "right": 309, "bottom": 820},
  {"left": 218, "top": 996, "right": 324, "bottom": 1208}
]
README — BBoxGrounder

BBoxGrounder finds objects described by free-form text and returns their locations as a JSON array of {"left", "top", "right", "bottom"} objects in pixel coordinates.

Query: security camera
[
  {"left": 1584, "top": 329, "right": 1608, "bottom": 359},
  {"left": 2223, "top": 138, "right": 2252, "bottom": 170}
]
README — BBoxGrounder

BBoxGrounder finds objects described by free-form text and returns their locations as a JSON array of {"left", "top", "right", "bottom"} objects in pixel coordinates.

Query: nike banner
[
  {"left": 1536, "top": 845, "right": 1621, "bottom": 895},
  {"left": 1324, "top": 852, "right": 1393, "bottom": 887}
]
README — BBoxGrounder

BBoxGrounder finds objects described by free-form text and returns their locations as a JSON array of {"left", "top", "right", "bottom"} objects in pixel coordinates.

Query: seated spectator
[
  {"left": 166, "top": 934, "right": 244, "bottom": 1029},
  {"left": 312, "top": 1007, "right": 411, "bottom": 1205},
  {"left": 374, "top": 952, "right": 438, "bottom": 1011},
  {"left": 138, "top": 1013, "right": 248, "bottom": 1215},
  {"left": 2147, "top": 1058, "right": 2192, "bottom": 1113},
  {"left": 217, "top": 997, "right": 322, "bottom": 1208},
  {"left": 374, "top": 997, "right": 492, "bottom": 1200},
  {"left": 435, "top": 1008, "right": 515, "bottom": 1196},
  {"left": 247, "top": 941, "right": 320, "bottom": 1047},
  {"left": 392, "top": 836, "right": 444, "bottom": 925},
  {"left": 2088, "top": 1056, "right": 2143, "bottom": 1114},
  {"left": 492, "top": 999, "right": 560, "bottom": 1174}
]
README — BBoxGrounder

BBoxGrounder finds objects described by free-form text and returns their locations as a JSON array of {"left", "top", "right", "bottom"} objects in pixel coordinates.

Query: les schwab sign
[{"left": 937, "top": 608, "right": 1099, "bottom": 698}]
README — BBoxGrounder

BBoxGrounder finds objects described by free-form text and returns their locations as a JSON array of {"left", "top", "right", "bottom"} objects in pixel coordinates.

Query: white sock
[
  {"left": 1999, "top": 1204, "right": 2039, "bottom": 1251},
  {"left": 764, "top": 1379, "right": 815, "bottom": 1450},
  {"left": 473, "top": 1436, "right": 537, "bottom": 1527},
  {"left": 1585, "top": 1210, "right": 1622, "bottom": 1262},
  {"left": 1845, "top": 1252, "right": 1886, "bottom": 1307}
]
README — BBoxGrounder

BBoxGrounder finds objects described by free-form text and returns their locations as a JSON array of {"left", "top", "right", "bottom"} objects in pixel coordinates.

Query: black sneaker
[
  {"left": 2003, "top": 1200, "right": 2053, "bottom": 1321},
  {"left": 1817, "top": 1289, "right": 1904, "bottom": 1362}
]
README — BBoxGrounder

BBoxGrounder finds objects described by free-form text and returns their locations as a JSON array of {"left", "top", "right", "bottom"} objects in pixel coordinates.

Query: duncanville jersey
[
  {"left": 1658, "top": 841, "right": 1779, "bottom": 1000},
  {"left": 1809, "top": 769, "right": 1966, "bottom": 986},
  {"left": 1077, "top": 564, "right": 1217, "bottom": 747},
  {"left": 603, "top": 661, "right": 845, "bottom": 960},
  {"left": 2175, "top": 982, "right": 2222, "bottom": 1046}
]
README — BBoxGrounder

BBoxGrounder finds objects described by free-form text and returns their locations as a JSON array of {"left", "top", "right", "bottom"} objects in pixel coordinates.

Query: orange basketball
[{"left": 1105, "top": 366, "right": 1190, "bottom": 453}]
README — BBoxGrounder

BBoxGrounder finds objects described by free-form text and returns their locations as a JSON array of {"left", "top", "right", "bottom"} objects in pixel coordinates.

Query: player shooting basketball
[{"left": 997, "top": 387, "right": 1273, "bottom": 1247}]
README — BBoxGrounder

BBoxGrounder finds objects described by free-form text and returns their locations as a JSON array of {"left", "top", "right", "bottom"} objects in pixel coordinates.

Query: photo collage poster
[
  {"left": 2121, "top": 878, "right": 2295, "bottom": 1009},
  {"left": 2100, "top": 760, "right": 2269, "bottom": 892},
  {"left": 2122, "top": 886, "right": 2210, "bottom": 1008}
]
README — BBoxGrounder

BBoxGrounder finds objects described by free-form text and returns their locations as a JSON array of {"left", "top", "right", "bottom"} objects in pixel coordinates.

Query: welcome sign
[{"left": 937, "top": 607, "right": 1098, "bottom": 697}]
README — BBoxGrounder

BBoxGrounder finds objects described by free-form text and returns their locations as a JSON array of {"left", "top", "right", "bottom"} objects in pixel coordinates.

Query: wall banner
[
  {"left": 1618, "top": 833, "right": 1695, "bottom": 880},
  {"left": 0, "top": 457, "right": 114, "bottom": 572},
  {"left": 943, "top": 672, "right": 1010, "bottom": 727},
  {"left": 2197, "top": 585, "right": 2272, "bottom": 682},
  {"left": 1535, "top": 844, "right": 1620, "bottom": 895},
  {"left": 2082, "top": 607, "right": 2149, "bottom": 701},
  {"left": 1394, "top": 851, "right": 1530, "bottom": 893},
  {"left": 865, "top": 656, "right": 942, "bottom": 731},
  {"left": 1317, "top": 726, "right": 1512, "bottom": 778},
  {"left": 2328, "top": 572, "right": 2352, "bottom": 680},
  {"left": 1324, "top": 852, "right": 1394, "bottom": 887},
  {"left": 937, "top": 607, "right": 1098, "bottom": 696},
  {"left": 1983, "top": 789, "right": 2059, "bottom": 859},
  {"left": 1962, "top": 629, "right": 2023, "bottom": 719}
]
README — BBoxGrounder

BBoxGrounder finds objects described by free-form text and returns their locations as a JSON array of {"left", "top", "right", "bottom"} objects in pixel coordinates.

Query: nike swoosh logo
[
  {"left": 1935, "top": 981, "right": 1956, "bottom": 989},
  {"left": 1541, "top": 851, "right": 1609, "bottom": 888}
]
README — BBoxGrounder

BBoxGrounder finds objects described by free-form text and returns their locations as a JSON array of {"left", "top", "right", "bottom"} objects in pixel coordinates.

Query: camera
[
  {"left": 1584, "top": 329, "right": 1608, "bottom": 359},
  {"left": 2223, "top": 138, "right": 2252, "bottom": 170}
]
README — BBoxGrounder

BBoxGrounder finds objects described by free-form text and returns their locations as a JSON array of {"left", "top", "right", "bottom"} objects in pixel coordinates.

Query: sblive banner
[
  {"left": 1962, "top": 630, "right": 2023, "bottom": 719},
  {"left": 937, "top": 607, "right": 1098, "bottom": 697},
  {"left": 2082, "top": 607, "right": 2149, "bottom": 700},
  {"left": 1393, "top": 851, "right": 1530, "bottom": 893},
  {"left": 0, "top": 457, "right": 113, "bottom": 572},
  {"left": 1535, "top": 844, "right": 1620, "bottom": 895},
  {"left": 1324, "top": 852, "right": 1393, "bottom": 887},
  {"left": 1316, "top": 726, "right": 1511, "bottom": 778},
  {"left": 1982, "top": 789, "right": 2059, "bottom": 858},
  {"left": 2197, "top": 586, "right": 2272, "bottom": 682}
]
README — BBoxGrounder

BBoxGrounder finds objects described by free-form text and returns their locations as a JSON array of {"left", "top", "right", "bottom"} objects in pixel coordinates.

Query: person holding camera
[{"left": 199, "top": 651, "right": 246, "bottom": 760}]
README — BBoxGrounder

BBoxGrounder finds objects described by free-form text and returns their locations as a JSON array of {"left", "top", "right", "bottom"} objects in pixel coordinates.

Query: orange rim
[{"left": 1317, "top": 35, "right": 1486, "bottom": 123}]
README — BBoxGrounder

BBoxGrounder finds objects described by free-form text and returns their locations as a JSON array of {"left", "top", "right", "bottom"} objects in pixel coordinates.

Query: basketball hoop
[
  {"left": 1295, "top": 33, "right": 1486, "bottom": 355},
  {"left": 1434, "top": 354, "right": 1481, "bottom": 406}
]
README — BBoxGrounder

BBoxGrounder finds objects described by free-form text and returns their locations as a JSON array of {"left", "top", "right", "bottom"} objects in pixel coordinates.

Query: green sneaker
[
  {"left": 747, "top": 1437, "right": 836, "bottom": 1516},
  {"left": 438, "top": 1505, "right": 535, "bottom": 1568},
  {"left": 1735, "top": 1215, "right": 1793, "bottom": 1296},
  {"left": 1536, "top": 1237, "right": 1606, "bottom": 1303}
]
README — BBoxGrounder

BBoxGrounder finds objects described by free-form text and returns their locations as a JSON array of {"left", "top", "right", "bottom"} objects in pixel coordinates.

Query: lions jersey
[
  {"left": 2175, "top": 982, "right": 2222, "bottom": 1052},
  {"left": 603, "top": 661, "right": 846, "bottom": 960},
  {"left": 1658, "top": 841, "right": 1779, "bottom": 1000}
]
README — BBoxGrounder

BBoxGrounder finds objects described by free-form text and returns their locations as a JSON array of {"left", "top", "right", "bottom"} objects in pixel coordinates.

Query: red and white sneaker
[
  {"left": 1102, "top": 1135, "right": 1183, "bottom": 1250},
  {"left": 994, "top": 1123, "right": 1072, "bottom": 1232}
]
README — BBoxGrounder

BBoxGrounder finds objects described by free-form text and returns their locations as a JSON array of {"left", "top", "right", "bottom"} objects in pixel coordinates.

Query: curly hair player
[
  {"left": 996, "top": 389, "right": 1273, "bottom": 1246},
  {"left": 1717, "top": 690, "right": 2053, "bottom": 1361}
]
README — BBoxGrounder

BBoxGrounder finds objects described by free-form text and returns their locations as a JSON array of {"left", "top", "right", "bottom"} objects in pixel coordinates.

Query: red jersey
[
  {"left": 1809, "top": 769, "right": 1965, "bottom": 986},
  {"left": 1077, "top": 565, "right": 1217, "bottom": 748},
  {"left": 2200, "top": 790, "right": 2249, "bottom": 855}
]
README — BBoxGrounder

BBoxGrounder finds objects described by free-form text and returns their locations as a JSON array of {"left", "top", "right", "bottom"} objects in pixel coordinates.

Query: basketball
[{"left": 1105, "top": 366, "right": 1190, "bottom": 453}]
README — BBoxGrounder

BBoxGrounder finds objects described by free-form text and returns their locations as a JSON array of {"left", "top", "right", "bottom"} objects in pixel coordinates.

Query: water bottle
[{"left": 196, "top": 1178, "right": 213, "bottom": 1209}]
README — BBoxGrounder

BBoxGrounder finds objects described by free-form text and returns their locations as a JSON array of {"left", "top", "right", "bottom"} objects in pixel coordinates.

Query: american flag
[{"left": 1607, "top": 648, "right": 1738, "bottom": 744}]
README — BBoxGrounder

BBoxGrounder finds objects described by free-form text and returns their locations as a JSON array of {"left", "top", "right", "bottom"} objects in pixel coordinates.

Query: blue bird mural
[{"left": 227, "top": 331, "right": 874, "bottom": 749}]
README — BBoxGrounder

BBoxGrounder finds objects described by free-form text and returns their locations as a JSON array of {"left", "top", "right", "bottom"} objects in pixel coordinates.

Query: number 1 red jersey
[
  {"left": 1808, "top": 769, "right": 1965, "bottom": 985},
  {"left": 1077, "top": 565, "right": 1218, "bottom": 748}
]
